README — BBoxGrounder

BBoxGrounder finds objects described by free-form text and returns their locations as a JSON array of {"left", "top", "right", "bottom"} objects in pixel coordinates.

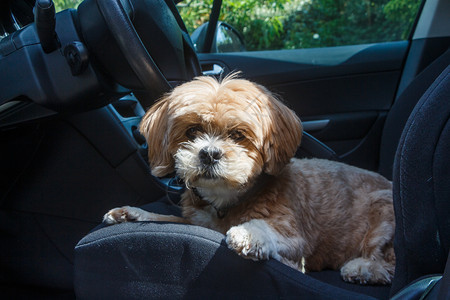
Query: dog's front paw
[
  {"left": 225, "top": 220, "right": 279, "bottom": 261},
  {"left": 340, "top": 257, "right": 394, "bottom": 285},
  {"left": 103, "top": 206, "right": 150, "bottom": 225}
]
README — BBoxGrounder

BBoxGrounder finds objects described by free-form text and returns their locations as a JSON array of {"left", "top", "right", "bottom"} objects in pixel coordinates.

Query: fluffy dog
[{"left": 104, "top": 75, "right": 395, "bottom": 285}]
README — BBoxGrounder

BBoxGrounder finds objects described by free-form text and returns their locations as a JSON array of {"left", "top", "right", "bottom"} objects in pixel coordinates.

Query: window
[
  {"left": 54, "top": 0, "right": 423, "bottom": 52},
  {"left": 178, "top": 0, "right": 423, "bottom": 52}
]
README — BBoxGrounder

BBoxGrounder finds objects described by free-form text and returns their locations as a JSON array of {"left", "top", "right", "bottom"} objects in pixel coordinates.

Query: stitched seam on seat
[
  {"left": 77, "top": 227, "right": 223, "bottom": 248},
  {"left": 432, "top": 113, "right": 450, "bottom": 258}
]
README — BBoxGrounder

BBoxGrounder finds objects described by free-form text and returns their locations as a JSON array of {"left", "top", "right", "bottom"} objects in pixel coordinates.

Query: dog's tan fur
[{"left": 104, "top": 75, "right": 395, "bottom": 285}]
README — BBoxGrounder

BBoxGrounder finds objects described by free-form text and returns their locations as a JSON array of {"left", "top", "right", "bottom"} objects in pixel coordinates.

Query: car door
[{"left": 178, "top": 0, "right": 425, "bottom": 172}]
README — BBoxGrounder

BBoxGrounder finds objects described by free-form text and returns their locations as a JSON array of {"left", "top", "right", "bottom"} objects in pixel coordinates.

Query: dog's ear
[
  {"left": 263, "top": 91, "right": 303, "bottom": 175},
  {"left": 139, "top": 96, "right": 174, "bottom": 177}
]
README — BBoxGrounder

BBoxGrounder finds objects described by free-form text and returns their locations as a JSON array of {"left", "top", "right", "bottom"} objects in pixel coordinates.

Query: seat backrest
[
  {"left": 379, "top": 49, "right": 450, "bottom": 180},
  {"left": 390, "top": 65, "right": 450, "bottom": 295}
]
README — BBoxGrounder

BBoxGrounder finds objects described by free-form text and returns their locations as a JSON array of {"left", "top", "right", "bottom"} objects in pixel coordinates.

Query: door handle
[{"left": 202, "top": 63, "right": 224, "bottom": 76}]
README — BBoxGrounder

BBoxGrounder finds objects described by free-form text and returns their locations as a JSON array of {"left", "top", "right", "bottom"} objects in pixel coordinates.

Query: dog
[{"left": 104, "top": 74, "right": 395, "bottom": 285}]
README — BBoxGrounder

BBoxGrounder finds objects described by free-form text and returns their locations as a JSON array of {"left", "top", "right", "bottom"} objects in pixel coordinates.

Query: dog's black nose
[{"left": 199, "top": 148, "right": 222, "bottom": 165}]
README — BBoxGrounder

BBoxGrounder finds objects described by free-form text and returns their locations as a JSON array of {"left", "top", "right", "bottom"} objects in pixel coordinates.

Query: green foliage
[
  {"left": 180, "top": 0, "right": 291, "bottom": 51},
  {"left": 178, "top": 0, "right": 214, "bottom": 33},
  {"left": 384, "top": 0, "right": 422, "bottom": 39},
  {"left": 178, "top": 0, "right": 422, "bottom": 51},
  {"left": 54, "top": 0, "right": 83, "bottom": 12},
  {"left": 284, "top": 0, "right": 395, "bottom": 48},
  {"left": 218, "top": 0, "right": 289, "bottom": 50}
]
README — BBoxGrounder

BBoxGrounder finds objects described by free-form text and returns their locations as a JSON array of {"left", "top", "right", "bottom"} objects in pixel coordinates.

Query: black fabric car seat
[
  {"left": 390, "top": 64, "right": 450, "bottom": 297},
  {"left": 74, "top": 65, "right": 450, "bottom": 299},
  {"left": 378, "top": 48, "right": 450, "bottom": 180}
]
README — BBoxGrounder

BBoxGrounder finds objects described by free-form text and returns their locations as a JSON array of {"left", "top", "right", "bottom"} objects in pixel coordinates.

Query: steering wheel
[{"left": 77, "top": 0, "right": 202, "bottom": 104}]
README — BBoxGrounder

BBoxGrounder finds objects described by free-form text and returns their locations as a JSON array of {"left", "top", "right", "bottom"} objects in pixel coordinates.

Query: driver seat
[{"left": 73, "top": 64, "right": 450, "bottom": 299}]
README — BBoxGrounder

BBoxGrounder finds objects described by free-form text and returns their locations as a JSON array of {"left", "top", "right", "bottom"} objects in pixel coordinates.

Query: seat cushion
[{"left": 75, "top": 199, "right": 391, "bottom": 299}]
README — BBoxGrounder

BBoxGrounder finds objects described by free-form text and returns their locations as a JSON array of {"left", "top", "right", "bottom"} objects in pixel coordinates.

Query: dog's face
[{"left": 139, "top": 75, "right": 302, "bottom": 192}]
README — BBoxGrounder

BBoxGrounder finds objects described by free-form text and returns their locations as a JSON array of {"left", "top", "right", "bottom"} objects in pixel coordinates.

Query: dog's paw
[
  {"left": 225, "top": 220, "right": 279, "bottom": 261},
  {"left": 226, "top": 225, "right": 269, "bottom": 260},
  {"left": 103, "top": 206, "right": 151, "bottom": 225},
  {"left": 340, "top": 258, "right": 394, "bottom": 285}
]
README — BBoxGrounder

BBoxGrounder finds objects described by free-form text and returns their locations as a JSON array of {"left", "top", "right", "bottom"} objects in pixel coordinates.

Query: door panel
[{"left": 198, "top": 41, "right": 409, "bottom": 171}]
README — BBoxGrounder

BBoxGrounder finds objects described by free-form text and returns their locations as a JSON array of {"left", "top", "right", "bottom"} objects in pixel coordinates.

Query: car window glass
[{"left": 178, "top": 0, "right": 423, "bottom": 52}]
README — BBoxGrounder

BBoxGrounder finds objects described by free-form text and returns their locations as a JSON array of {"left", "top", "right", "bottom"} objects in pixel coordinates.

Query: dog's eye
[
  {"left": 186, "top": 126, "right": 202, "bottom": 140},
  {"left": 229, "top": 130, "right": 245, "bottom": 142}
]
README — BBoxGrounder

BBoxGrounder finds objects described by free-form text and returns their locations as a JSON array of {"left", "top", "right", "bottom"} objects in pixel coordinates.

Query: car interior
[{"left": 0, "top": 0, "right": 449, "bottom": 299}]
